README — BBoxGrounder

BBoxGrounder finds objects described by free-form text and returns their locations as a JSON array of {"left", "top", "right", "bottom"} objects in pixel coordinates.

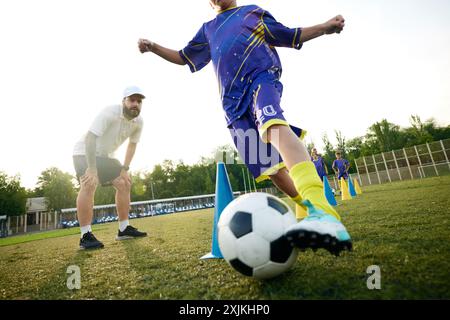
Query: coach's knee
[{"left": 113, "top": 177, "right": 131, "bottom": 193}]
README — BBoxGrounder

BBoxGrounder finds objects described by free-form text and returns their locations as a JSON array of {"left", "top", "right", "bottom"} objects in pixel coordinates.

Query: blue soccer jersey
[
  {"left": 179, "top": 5, "right": 302, "bottom": 126},
  {"left": 333, "top": 159, "right": 350, "bottom": 178},
  {"left": 313, "top": 156, "right": 327, "bottom": 178}
]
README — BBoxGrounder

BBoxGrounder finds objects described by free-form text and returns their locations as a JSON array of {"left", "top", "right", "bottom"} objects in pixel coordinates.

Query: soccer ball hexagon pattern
[{"left": 218, "top": 193, "right": 299, "bottom": 280}]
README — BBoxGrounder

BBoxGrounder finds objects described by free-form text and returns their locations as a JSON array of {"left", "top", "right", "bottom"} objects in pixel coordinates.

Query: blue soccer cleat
[{"left": 285, "top": 200, "right": 352, "bottom": 256}]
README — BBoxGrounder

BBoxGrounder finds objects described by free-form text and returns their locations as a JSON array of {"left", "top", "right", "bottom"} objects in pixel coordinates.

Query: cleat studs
[{"left": 310, "top": 233, "right": 318, "bottom": 240}]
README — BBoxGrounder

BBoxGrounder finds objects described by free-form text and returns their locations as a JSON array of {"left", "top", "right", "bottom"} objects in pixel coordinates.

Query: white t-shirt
[{"left": 73, "top": 104, "right": 144, "bottom": 158}]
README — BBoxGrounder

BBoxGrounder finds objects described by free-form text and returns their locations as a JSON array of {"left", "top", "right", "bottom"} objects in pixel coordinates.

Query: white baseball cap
[{"left": 123, "top": 86, "right": 146, "bottom": 99}]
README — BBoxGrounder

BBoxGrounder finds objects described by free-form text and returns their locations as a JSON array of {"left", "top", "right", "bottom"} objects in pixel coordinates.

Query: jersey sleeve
[
  {"left": 262, "top": 10, "right": 302, "bottom": 50},
  {"left": 88, "top": 108, "right": 114, "bottom": 137},
  {"left": 179, "top": 24, "right": 211, "bottom": 73}
]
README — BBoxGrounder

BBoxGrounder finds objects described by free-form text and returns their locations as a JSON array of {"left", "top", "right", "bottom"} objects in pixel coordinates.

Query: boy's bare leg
[
  {"left": 269, "top": 168, "right": 297, "bottom": 198},
  {"left": 266, "top": 126, "right": 309, "bottom": 169}
]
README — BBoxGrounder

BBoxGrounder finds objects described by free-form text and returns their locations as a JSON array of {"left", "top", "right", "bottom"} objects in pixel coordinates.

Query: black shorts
[{"left": 73, "top": 156, "right": 123, "bottom": 186}]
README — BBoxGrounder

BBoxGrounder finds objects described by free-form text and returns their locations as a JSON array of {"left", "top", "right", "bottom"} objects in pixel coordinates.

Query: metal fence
[
  {"left": 354, "top": 139, "right": 450, "bottom": 186},
  {"left": 3, "top": 187, "right": 281, "bottom": 237}
]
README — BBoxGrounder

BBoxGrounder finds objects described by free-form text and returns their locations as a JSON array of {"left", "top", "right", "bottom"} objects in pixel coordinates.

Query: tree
[
  {"left": 36, "top": 168, "right": 77, "bottom": 212},
  {"left": 147, "top": 164, "right": 171, "bottom": 199},
  {"left": 94, "top": 186, "right": 116, "bottom": 205},
  {"left": 130, "top": 171, "right": 148, "bottom": 202},
  {"left": 366, "top": 119, "right": 404, "bottom": 153},
  {"left": 335, "top": 130, "right": 347, "bottom": 157},
  {"left": 346, "top": 137, "right": 363, "bottom": 160},
  {"left": 403, "top": 115, "right": 434, "bottom": 146},
  {"left": 321, "top": 134, "right": 336, "bottom": 169},
  {"left": 0, "top": 172, "right": 27, "bottom": 217},
  {"left": 424, "top": 119, "right": 450, "bottom": 141}
]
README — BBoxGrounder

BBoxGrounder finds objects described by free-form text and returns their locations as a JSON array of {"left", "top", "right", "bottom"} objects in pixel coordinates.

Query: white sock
[
  {"left": 80, "top": 225, "right": 92, "bottom": 238},
  {"left": 119, "top": 220, "right": 129, "bottom": 232}
]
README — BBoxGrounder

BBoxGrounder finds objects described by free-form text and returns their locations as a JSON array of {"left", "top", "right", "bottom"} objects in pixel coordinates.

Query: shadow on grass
[{"left": 29, "top": 247, "right": 103, "bottom": 300}]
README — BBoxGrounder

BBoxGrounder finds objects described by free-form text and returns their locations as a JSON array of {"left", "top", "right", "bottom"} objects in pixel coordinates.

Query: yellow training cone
[
  {"left": 341, "top": 178, "right": 352, "bottom": 200},
  {"left": 354, "top": 178, "right": 362, "bottom": 195},
  {"left": 295, "top": 204, "right": 308, "bottom": 220}
]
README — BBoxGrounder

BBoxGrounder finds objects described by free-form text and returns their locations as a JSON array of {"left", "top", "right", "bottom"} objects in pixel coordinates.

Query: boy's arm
[
  {"left": 300, "top": 15, "right": 345, "bottom": 43},
  {"left": 332, "top": 161, "right": 338, "bottom": 174},
  {"left": 138, "top": 39, "right": 186, "bottom": 65},
  {"left": 323, "top": 159, "right": 329, "bottom": 175}
]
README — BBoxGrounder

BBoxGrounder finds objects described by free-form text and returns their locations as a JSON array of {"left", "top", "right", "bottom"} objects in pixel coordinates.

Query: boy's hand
[
  {"left": 138, "top": 38, "right": 154, "bottom": 53},
  {"left": 324, "top": 15, "right": 345, "bottom": 34}
]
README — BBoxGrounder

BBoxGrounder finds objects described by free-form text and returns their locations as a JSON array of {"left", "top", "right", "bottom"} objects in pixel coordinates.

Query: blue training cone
[
  {"left": 348, "top": 176, "right": 357, "bottom": 197},
  {"left": 200, "top": 162, "right": 234, "bottom": 260},
  {"left": 323, "top": 177, "right": 338, "bottom": 206}
]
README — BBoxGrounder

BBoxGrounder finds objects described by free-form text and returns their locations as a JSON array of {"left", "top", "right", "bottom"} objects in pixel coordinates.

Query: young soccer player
[
  {"left": 333, "top": 151, "right": 351, "bottom": 181},
  {"left": 138, "top": 0, "right": 352, "bottom": 255}
]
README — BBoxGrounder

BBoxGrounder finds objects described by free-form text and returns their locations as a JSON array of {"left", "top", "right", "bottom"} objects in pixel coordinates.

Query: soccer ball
[{"left": 217, "top": 193, "right": 299, "bottom": 280}]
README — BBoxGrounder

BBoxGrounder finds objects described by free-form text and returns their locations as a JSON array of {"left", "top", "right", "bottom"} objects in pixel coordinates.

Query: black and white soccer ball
[{"left": 218, "top": 193, "right": 299, "bottom": 280}]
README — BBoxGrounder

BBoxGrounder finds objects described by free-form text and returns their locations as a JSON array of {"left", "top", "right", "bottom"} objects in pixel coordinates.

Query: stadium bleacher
[{"left": 59, "top": 195, "right": 218, "bottom": 229}]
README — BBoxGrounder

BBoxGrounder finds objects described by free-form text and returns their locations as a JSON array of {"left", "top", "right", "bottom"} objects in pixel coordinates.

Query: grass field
[{"left": 1, "top": 176, "right": 449, "bottom": 300}]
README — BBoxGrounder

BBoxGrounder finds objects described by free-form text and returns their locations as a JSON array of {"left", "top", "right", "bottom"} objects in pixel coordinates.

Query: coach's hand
[
  {"left": 120, "top": 169, "right": 132, "bottom": 185},
  {"left": 81, "top": 168, "right": 99, "bottom": 188},
  {"left": 138, "top": 38, "right": 154, "bottom": 53},
  {"left": 324, "top": 15, "right": 345, "bottom": 34}
]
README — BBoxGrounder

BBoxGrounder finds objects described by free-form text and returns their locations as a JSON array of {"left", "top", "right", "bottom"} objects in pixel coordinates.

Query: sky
[{"left": 0, "top": 0, "right": 449, "bottom": 189}]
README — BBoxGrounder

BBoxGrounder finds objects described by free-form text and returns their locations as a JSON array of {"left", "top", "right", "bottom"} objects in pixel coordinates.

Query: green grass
[{"left": 1, "top": 176, "right": 449, "bottom": 300}]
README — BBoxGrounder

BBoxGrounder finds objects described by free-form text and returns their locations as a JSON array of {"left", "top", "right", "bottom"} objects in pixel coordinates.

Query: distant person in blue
[
  {"left": 311, "top": 148, "right": 328, "bottom": 181},
  {"left": 332, "top": 151, "right": 350, "bottom": 180}
]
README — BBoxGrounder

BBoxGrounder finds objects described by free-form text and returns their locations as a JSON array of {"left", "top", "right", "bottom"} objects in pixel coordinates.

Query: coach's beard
[{"left": 123, "top": 106, "right": 140, "bottom": 119}]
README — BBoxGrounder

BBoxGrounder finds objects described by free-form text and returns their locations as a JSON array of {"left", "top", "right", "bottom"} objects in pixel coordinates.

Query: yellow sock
[
  {"left": 289, "top": 161, "right": 341, "bottom": 221},
  {"left": 290, "top": 194, "right": 308, "bottom": 220}
]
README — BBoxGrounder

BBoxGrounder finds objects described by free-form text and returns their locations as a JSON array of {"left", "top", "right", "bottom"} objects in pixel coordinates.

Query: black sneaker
[
  {"left": 79, "top": 232, "right": 104, "bottom": 250},
  {"left": 116, "top": 225, "right": 147, "bottom": 241}
]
